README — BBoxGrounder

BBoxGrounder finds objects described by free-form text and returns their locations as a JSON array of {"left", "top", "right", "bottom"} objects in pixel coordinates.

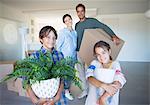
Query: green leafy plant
[{"left": 0, "top": 50, "right": 82, "bottom": 90}]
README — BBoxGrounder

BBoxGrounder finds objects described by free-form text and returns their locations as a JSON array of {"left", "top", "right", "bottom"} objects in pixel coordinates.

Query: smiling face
[
  {"left": 95, "top": 47, "right": 111, "bottom": 64},
  {"left": 76, "top": 6, "right": 86, "bottom": 21},
  {"left": 40, "top": 30, "right": 56, "bottom": 50},
  {"left": 64, "top": 16, "right": 73, "bottom": 27}
]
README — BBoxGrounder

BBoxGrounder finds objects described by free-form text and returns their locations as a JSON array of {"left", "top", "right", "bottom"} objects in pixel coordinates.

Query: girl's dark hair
[
  {"left": 39, "top": 26, "right": 57, "bottom": 44},
  {"left": 76, "top": 3, "right": 85, "bottom": 11},
  {"left": 62, "top": 14, "right": 72, "bottom": 23},
  {"left": 93, "top": 40, "right": 112, "bottom": 60}
]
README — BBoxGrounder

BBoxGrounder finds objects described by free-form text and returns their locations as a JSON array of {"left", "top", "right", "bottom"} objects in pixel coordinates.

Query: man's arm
[{"left": 94, "top": 18, "right": 120, "bottom": 45}]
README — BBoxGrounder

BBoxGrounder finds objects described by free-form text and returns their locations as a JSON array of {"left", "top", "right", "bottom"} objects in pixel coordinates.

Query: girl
[
  {"left": 26, "top": 26, "right": 68, "bottom": 105},
  {"left": 85, "top": 41, "right": 126, "bottom": 105},
  {"left": 56, "top": 14, "right": 77, "bottom": 100}
]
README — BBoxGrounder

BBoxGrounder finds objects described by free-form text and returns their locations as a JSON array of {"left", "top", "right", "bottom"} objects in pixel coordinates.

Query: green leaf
[{"left": 0, "top": 50, "right": 82, "bottom": 90}]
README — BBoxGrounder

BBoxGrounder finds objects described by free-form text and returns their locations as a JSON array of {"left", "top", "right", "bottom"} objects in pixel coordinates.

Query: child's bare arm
[
  {"left": 112, "top": 81, "right": 122, "bottom": 90},
  {"left": 113, "top": 62, "right": 126, "bottom": 88},
  {"left": 97, "top": 92, "right": 111, "bottom": 105},
  {"left": 87, "top": 76, "right": 104, "bottom": 88},
  {"left": 88, "top": 77, "right": 117, "bottom": 96},
  {"left": 26, "top": 85, "right": 47, "bottom": 105},
  {"left": 53, "top": 81, "right": 64, "bottom": 103}
]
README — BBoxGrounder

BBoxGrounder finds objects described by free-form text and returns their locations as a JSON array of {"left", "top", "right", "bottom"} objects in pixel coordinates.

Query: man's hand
[{"left": 112, "top": 35, "right": 120, "bottom": 45}]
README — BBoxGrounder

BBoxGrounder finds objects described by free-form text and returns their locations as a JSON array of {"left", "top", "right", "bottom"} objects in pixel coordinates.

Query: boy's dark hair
[
  {"left": 76, "top": 3, "right": 85, "bottom": 11},
  {"left": 62, "top": 14, "right": 72, "bottom": 23},
  {"left": 93, "top": 40, "right": 112, "bottom": 59},
  {"left": 39, "top": 26, "right": 57, "bottom": 44}
]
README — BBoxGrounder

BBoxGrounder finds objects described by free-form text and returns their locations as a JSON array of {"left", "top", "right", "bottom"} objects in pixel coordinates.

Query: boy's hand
[
  {"left": 36, "top": 98, "right": 48, "bottom": 105},
  {"left": 43, "top": 99, "right": 55, "bottom": 105}
]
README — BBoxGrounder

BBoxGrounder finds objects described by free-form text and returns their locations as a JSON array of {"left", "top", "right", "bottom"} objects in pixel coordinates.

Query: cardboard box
[
  {"left": 7, "top": 78, "right": 18, "bottom": 92},
  {"left": 0, "top": 61, "right": 29, "bottom": 97},
  {"left": 15, "top": 78, "right": 28, "bottom": 97},
  {"left": 79, "top": 29, "right": 124, "bottom": 65},
  {"left": 0, "top": 63, "right": 18, "bottom": 92},
  {"left": 0, "top": 64, "right": 14, "bottom": 80}
]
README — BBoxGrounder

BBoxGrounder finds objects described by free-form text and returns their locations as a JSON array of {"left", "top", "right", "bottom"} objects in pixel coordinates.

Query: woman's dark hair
[
  {"left": 93, "top": 40, "right": 112, "bottom": 60},
  {"left": 39, "top": 26, "right": 57, "bottom": 44},
  {"left": 76, "top": 3, "right": 85, "bottom": 11},
  {"left": 62, "top": 14, "right": 72, "bottom": 23}
]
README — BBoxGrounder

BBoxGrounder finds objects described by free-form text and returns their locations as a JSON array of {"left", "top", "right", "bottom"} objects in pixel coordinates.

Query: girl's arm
[
  {"left": 86, "top": 60, "right": 117, "bottom": 96},
  {"left": 87, "top": 77, "right": 117, "bottom": 96},
  {"left": 113, "top": 61, "right": 126, "bottom": 89},
  {"left": 87, "top": 76, "right": 104, "bottom": 88}
]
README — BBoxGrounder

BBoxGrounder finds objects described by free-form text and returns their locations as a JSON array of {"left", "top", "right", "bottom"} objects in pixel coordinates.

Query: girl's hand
[
  {"left": 112, "top": 81, "right": 121, "bottom": 90},
  {"left": 102, "top": 83, "right": 118, "bottom": 96}
]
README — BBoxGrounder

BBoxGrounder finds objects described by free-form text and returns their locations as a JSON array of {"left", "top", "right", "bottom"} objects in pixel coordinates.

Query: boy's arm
[
  {"left": 26, "top": 86, "right": 47, "bottom": 105},
  {"left": 53, "top": 80, "right": 64, "bottom": 103}
]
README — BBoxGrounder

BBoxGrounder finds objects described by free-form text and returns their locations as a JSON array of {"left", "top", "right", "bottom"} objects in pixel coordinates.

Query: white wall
[
  {"left": 0, "top": 2, "right": 27, "bottom": 23},
  {"left": 96, "top": 13, "right": 149, "bottom": 62},
  {"left": 149, "top": 0, "right": 150, "bottom": 9},
  {"left": 28, "top": 13, "right": 150, "bottom": 62},
  {"left": 0, "top": 2, "right": 2, "bottom": 16},
  {"left": 0, "top": 18, "right": 22, "bottom": 60},
  {"left": 0, "top": 2, "right": 28, "bottom": 61},
  {"left": 148, "top": 20, "right": 150, "bottom": 61}
]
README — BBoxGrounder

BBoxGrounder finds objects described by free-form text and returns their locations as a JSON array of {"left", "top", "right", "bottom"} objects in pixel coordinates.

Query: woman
[{"left": 56, "top": 14, "right": 77, "bottom": 100}]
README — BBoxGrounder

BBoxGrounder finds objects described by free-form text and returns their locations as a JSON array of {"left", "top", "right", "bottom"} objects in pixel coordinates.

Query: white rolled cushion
[{"left": 94, "top": 69, "right": 115, "bottom": 84}]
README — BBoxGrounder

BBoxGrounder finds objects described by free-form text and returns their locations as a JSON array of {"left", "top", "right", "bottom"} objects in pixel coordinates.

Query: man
[{"left": 75, "top": 3, "right": 120, "bottom": 99}]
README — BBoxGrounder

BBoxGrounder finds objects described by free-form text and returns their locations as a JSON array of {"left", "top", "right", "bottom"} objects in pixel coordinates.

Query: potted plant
[{"left": 0, "top": 50, "right": 82, "bottom": 99}]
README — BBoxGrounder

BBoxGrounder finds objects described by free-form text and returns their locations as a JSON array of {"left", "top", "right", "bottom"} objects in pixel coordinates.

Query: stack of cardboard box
[{"left": 0, "top": 61, "right": 28, "bottom": 97}]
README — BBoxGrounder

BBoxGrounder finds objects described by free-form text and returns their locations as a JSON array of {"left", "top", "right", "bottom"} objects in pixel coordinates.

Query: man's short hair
[{"left": 76, "top": 3, "right": 85, "bottom": 11}]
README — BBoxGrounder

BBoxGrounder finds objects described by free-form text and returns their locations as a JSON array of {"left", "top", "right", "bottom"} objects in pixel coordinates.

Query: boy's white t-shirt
[{"left": 85, "top": 60, "right": 126, "bottom": 105}]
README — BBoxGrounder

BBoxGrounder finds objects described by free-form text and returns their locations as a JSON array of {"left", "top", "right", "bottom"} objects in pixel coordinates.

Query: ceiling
[{"left": 0, "top": 0, "right": 149, "bottom": 15}]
